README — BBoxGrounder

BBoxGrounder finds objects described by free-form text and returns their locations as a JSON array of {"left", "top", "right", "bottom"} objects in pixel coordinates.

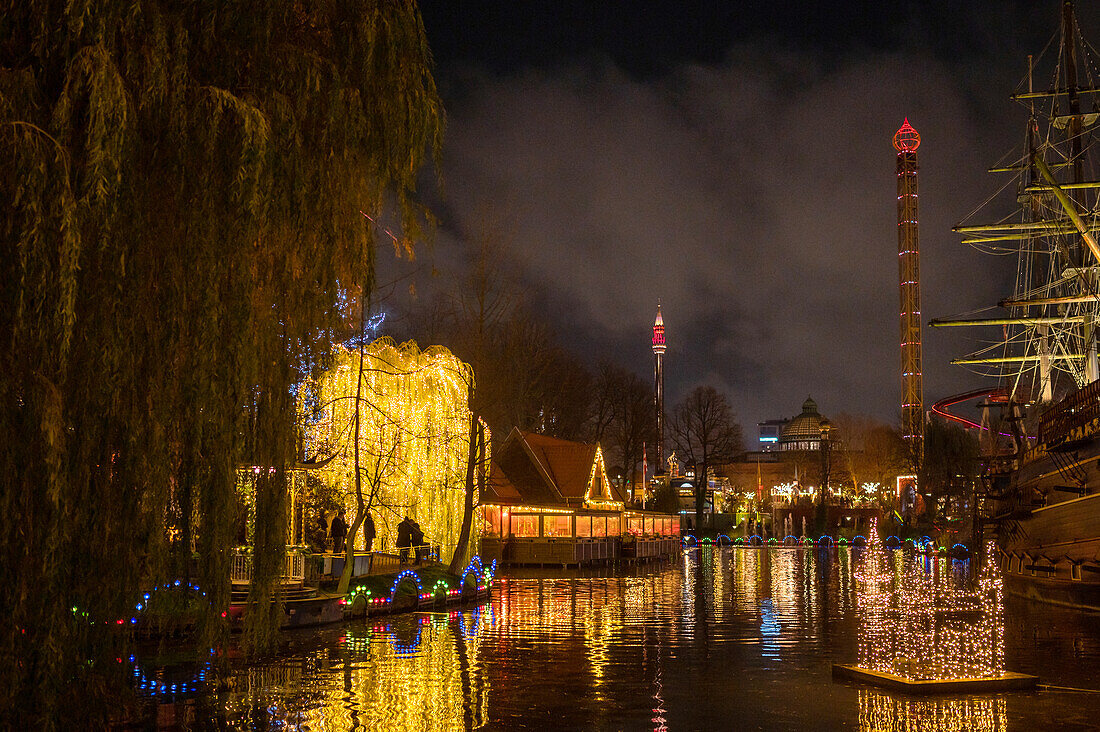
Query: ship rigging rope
[
  {"left": 956, "top": 174, "right": 1022, "bottom": 234},
  {"left": 1074, "top": 10, "right": 1100, "bottom": 89}
]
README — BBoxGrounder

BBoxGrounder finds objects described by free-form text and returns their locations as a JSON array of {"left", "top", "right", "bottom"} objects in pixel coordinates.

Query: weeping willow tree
[
  {"left": 303, "top": 338, "right": 485, "bottom": 593},
  {"left": 0, "top": 1, "right": 442, "bottom": 724}
]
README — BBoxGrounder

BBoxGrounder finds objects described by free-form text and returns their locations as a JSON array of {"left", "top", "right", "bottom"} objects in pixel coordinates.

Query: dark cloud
[{"left": 381, "top": 5, "right": 1091, "bottom": 437}]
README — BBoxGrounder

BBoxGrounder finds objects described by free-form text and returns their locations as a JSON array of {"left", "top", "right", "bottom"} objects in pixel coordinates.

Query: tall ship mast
[{"left": 934, "top": 1, "right": 1100, "bottom": 610}]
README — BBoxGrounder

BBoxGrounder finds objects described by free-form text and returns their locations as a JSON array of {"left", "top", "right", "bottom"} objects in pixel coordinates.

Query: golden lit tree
[{"left": 303, "top": 339, "right": 485, "bottom": 593}]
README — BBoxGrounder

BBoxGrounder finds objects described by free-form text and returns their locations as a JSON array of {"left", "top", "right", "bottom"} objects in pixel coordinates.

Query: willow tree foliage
[{"left": 0, "top": 1, "right": 442, "bottom": 723}]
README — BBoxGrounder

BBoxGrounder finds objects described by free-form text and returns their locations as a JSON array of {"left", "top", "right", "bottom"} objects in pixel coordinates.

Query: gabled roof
[
  {"left": 521, "top": 432, "right": 597, "bottom": 499},
  {"left": 485, "top": 429, "right": 625, "bottom": 507},
  {"left": 483, "top": 462, "right": 522, "bottom": 503}
]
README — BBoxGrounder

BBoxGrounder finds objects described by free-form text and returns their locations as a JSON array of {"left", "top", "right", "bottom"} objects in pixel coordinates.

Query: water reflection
[
  {"left": 857, "top": 689, "right": 1006, "bottom": 732},
  {"left": 220, "top": 609, "right": 495, "bottom": 730},
  {"left": 128, "top": 546, "right": 1100, "bottom": 728}
]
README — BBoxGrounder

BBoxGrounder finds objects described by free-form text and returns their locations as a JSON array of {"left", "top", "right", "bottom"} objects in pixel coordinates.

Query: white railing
[
  {"left": 230, "top": 549, "right": 305, "bottom": 584},
  {"left": 231, "top": 552, "right": 252, "bottom": 583}
]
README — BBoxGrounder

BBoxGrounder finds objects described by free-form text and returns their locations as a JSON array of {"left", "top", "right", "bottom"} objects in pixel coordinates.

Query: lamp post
[{"left": 819, "top": 420, "right": 832, "bottom": 505}]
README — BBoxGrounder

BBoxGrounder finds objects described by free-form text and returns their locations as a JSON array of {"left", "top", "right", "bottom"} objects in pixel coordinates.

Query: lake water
[{"left": 132, "top": 546, "right": 1100, "bottom": 730}]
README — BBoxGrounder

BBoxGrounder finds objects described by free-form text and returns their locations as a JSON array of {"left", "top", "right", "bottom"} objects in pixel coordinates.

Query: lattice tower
[{"left": 895, "top": 119, "right": 924, "bottom": 468}]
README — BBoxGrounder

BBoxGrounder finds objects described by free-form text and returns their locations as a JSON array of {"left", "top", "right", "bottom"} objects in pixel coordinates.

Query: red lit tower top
[
  {"left": 893, "top": 118, "right": 921, "bottom": 152},
  {"left": 652, "top": 304, "right": 666, "bottom": 354}
]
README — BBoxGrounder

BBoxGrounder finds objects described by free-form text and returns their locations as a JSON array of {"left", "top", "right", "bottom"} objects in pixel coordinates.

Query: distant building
[
  {"left": 757, "top": 419, "right": 788, "bottom": 451},
  {"left": 779, "top": 397, "right": 829, "bottom": 452}
]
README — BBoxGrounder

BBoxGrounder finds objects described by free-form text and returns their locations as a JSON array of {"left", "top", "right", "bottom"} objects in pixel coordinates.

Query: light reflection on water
[
  {"left": 857, "top": 690, "right": 1006, "bottom": 732},
  {"left": 137, "top": 547, "right": 1100, "bottom": 729}
]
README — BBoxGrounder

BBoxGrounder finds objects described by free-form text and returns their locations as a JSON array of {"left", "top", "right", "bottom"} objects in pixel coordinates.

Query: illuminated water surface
[{"left": 138, "top": 547, "right": 1100, "bottom": 729}]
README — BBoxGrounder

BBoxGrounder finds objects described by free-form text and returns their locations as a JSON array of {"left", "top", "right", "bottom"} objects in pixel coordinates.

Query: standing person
[
  {"left": 364, "top": 511, "right": 376, "bottom": 552},
  {"left": 411, "top": 520, "right": 424, "bottom": 564},
  {"left": 323, "top": 510, "right": 335, "bottom": 551},
  {"left": 396, "top": 516, "right": 412, "bottom": 563},
  {"left": 331, "top": 510, "right": 347, "bottom": 554}
]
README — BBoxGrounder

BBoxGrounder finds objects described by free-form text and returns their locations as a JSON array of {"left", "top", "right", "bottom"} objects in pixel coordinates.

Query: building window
[
  {"left": 607, "top": 516, "right": 621, "bottom": 536},
  {"left": 543, "top": 515, "right": 572, "bottom": 538},
  {"left": 511, "top": 514, "right": 539, "bottom": 538},
  {"left": 1072, "top": 563, "right": 1082, "bottom": 581},
  {"left": 628, "top": 516, "right": 643, "bottom": 536},
  {"left": 575, "top": 516, "right": 592, "bottom": 537},
  {"left": 481, "top": 506, "right": 502, "bottom": 536},
  {"left": 592, "top": 517, "right": 607, "bottom": 537}
]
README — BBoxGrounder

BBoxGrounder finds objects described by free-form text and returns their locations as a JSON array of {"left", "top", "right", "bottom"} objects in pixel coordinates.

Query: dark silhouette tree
[
  {"left": 586, "top": 362, "right": 655, "bottom": 499},
  {"left": 668, "top": 386, "right": 743, "bottom": 531},
  {"left": 919, "top": 418, "right": 981, "bottom": 523}
]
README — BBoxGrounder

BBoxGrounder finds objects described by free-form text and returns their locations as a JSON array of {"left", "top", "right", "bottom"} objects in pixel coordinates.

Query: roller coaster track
[{"left": 931, "top": 387, "right": 1033, "bottom": 441}]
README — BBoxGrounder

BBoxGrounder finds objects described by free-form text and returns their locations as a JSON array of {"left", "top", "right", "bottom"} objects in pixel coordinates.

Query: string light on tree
[{"left": 302, "top": 338, "right": 488, "bottom": 560}]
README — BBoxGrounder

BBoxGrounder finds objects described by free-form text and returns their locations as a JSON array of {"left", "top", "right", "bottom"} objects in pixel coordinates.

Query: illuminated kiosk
[
  {"left": 479, "top": 429, "right": 680, "bottom": 567},
  {"left": 833, "top": 537, "right": 1037, "bottom": 693}
]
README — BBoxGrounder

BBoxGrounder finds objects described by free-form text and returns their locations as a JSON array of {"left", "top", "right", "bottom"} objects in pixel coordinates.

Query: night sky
[{"left": 379, "top": 1, "right": 1100, "bottom": 438}]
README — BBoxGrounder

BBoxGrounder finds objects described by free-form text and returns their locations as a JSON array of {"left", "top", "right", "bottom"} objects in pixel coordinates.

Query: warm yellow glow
[
  {"left": 303, "top": 338, "right": 488, "bottom": 561},
  {"left": 855, "top": 534, "right": 1004, "bottom": 680},
  {"left": 858, "top": 690, "right": 1005, "bottom": 732},
  {"left": 221, "top": 611, "right": 494, "bottom": 730},
  {"left": 584, "top": 445, "right": 624, "bottom": 511},
  {"left": 480, "top": 503, "right": 574, "bottom": 514}
]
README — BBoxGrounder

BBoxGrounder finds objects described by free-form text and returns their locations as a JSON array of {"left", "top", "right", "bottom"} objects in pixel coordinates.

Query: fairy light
[
  {"left": 584, "top": 445, "right": 624, "bottom": 511},
  {"left": 854, "top": 528, "right": 1005, "bottom": 681},
  {"left": 303, "top": 338, "right": 489, "bottom": 558}
]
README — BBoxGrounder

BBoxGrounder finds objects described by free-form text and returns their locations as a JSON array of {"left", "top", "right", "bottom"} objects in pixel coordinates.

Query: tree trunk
[
  {"left": 695, "top": 457, "right": 706, "bottom": 534},
  {"left": 449, "top": 385, "right": 480, "bottom": 575},
  {"left": 339, "top": 304, "right": 369, "bottom": 596}
]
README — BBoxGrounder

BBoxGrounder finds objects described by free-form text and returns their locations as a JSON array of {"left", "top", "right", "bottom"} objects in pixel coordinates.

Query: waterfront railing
[{"left": 230, "top": 549, "right": 307, "bottom": 585}]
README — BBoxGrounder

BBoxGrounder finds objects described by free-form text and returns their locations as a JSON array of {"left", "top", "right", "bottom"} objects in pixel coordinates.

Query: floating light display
[
  {"left": 854, "top": 535, "right": 1004, "bottom": 681},
  {"left": 303, "top": 338, "right": 488, "bottom": 561}
]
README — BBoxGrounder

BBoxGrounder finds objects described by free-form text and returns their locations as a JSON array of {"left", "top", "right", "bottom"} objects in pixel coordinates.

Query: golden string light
[
  {"left": 303, "top": 338, "right": 488, "bottom": 558},
  {"left": 854, "top": 532, "right": 1005, "bottom": 681}
]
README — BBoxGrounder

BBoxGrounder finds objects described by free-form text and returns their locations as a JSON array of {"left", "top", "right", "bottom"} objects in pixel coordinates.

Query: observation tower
[
  {"left": 894, "top": 118, "right": 924, "bottom": 468},
  {"left": 652, "top": 303, "right": 666, "bottom": 468}
]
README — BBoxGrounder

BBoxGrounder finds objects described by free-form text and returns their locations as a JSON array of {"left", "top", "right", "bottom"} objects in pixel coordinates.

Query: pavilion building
[{"left": 479, "top": 429, "right": 680, "bottom": 566}]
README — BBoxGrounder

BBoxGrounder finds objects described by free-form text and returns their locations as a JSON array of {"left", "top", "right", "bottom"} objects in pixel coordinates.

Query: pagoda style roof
[{"left": 483, "top": 428, "right": 624, "bottom": 509}]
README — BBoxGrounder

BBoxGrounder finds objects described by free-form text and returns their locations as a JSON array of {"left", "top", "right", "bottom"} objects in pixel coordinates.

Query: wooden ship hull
[{"left": 991, "top": 382, "right": 1100, "bottom": 611}]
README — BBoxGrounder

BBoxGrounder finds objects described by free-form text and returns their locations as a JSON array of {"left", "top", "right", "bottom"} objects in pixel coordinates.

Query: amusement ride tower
[
  {"left": 652, "top": 303, "right": 666, "bottom": 468},
  {"left": 894, "top": 118, "right": 924, "bottom": 468}
]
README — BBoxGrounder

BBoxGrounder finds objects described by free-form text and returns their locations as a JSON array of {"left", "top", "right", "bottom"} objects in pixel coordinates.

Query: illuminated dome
[
  {"left": 893, "top": 118, "right": 921, "bottom": 152},
  {"left": 779, "top": 397, "right": 828, "bottom": 451}
]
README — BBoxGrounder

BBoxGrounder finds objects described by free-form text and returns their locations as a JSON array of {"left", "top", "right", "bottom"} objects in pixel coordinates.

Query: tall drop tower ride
[
  {"left": 894, "top": 118, "right": 924, "bottom": 468},
  {"left": 652, "top": 303, "right": 666, "bottom": 468}
]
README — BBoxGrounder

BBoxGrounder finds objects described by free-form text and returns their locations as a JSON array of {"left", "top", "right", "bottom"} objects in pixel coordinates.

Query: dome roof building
[{"left": 779, "top": 397, "right": 829, "bottom": 451}]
